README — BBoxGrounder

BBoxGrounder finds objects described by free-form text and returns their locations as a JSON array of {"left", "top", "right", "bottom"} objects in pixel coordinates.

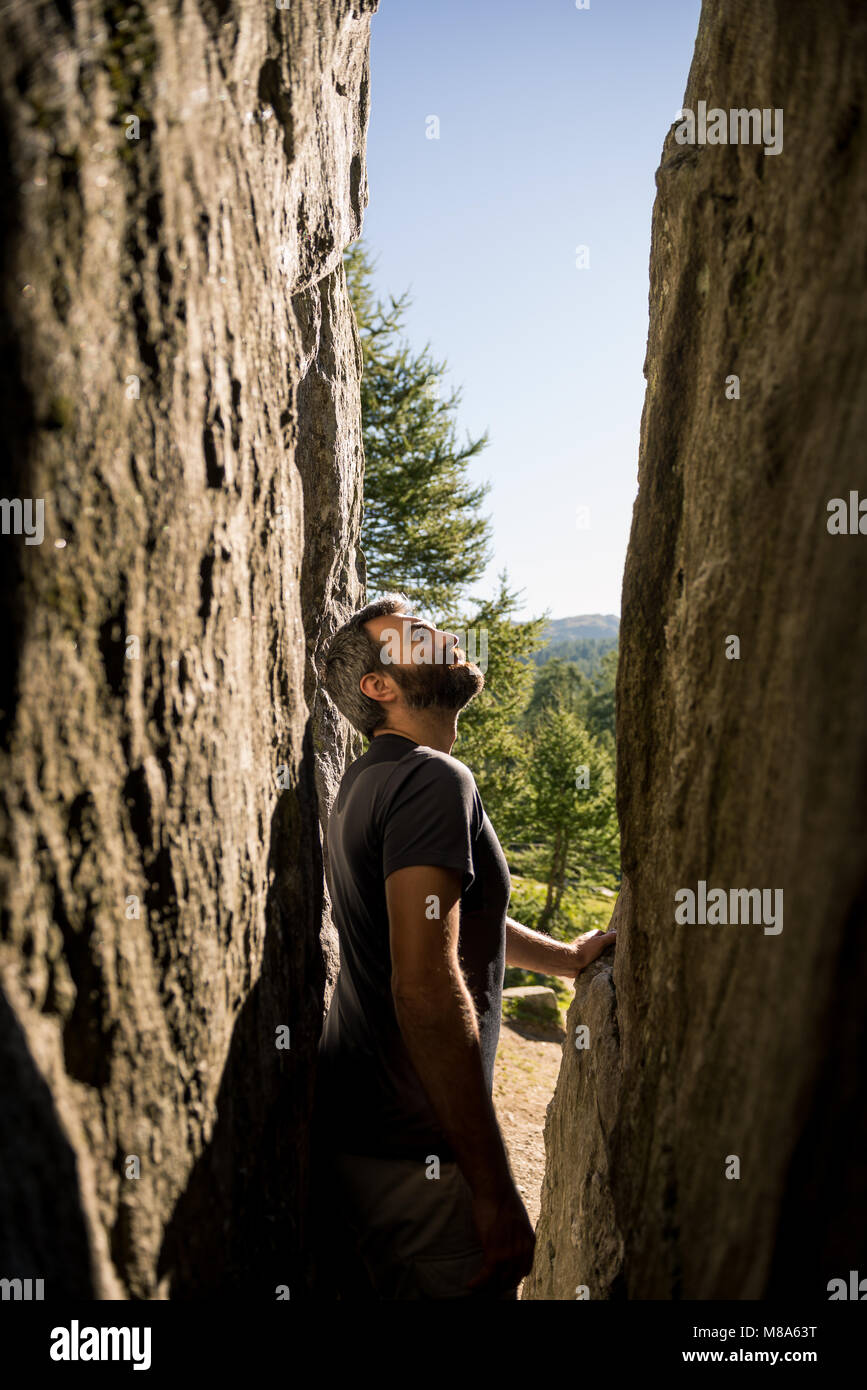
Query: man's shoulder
[
  {"left": 398, "top": 745, "right": 478, "bottom": 788},
  {"left": 340, "top": 741, "right": 474, "bottom": 795},
  {"left": 373, "top": 746, "right": 481, "bottom": 817},
  {"left": 342, "top": 738, "right": 480, "bottom": 812}
]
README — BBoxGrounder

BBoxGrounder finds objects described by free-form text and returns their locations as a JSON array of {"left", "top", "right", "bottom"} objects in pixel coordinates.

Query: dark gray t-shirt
[{"left": 315, "top": 731, "right": 510, "bottom": 1162}]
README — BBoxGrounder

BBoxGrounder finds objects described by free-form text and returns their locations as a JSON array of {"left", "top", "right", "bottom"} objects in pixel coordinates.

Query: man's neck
[{"left": 372, "top": 712, "right": 459, "bottom": 755}]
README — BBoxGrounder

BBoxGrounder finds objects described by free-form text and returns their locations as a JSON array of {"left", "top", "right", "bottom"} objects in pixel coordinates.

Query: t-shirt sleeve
[{"left": 381, "top": 755, "right": 483, "bottom": 890}]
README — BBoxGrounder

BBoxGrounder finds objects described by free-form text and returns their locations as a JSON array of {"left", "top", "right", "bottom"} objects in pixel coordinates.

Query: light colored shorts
[{"left": 329, "top": 1150, "right": 519, "bottom": 1300}]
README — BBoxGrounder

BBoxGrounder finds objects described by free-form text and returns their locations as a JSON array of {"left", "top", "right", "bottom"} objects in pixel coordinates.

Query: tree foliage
[
  {"left": 529, "top": 707, "right": 618, "bottom": 932},
  {"left": 449, "top": 574, "right": 548, "bottom": 842}
]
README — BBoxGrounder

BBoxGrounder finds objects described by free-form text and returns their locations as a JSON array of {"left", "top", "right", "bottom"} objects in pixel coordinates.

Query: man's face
[{"left": 362, "top": 613, "right": 484, "bottom": 713}]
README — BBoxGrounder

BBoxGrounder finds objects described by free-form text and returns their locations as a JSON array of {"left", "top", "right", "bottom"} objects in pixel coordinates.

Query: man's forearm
[
  {"left": 505, "top": 915, "right": 579, "bottom": 973},
  {"left": 505, "top": 915, "right": 615, "bottom": 976},
  {"left": 393, "top": 980, "right": 514, "bottom": 1198}
]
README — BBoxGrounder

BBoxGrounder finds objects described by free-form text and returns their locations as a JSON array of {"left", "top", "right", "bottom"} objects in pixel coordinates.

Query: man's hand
[
  {"left": 466, "top": 1182, "right": 536, "bottom": 1296},
  {"left": 565, "top": 927, "right": 617, "bottom": 977}
]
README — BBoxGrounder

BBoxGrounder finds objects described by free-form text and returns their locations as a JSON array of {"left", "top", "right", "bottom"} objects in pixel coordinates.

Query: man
[{"left": 310, "top": 592, "right": 617, "bottom": 1300}]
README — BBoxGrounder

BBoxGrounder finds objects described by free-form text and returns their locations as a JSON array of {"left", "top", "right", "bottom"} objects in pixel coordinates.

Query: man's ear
[{"left": 359, "top": 670, "right": 394, "bottom": 703}]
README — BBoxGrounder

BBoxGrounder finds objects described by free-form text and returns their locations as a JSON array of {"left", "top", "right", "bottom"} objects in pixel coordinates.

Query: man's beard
[{"left": 388, "top": 655, "right": 485, "bottom": 714}]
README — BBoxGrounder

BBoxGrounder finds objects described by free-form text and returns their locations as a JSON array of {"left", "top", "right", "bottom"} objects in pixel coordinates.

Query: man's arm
[
  {"left": 505, "top": 915, "right": 617, "bottom": 977},
  {"left": 386, "top": 864, "right": 515, "bottom": 1198}
]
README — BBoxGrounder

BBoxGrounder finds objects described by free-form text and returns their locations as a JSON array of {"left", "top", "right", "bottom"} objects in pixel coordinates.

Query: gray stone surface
[
  {"left": 0, "top": 0, "right": 376, "bottom": 1299},
  {"left": 502, "top": 986, "right": 559, "bottom": 1018},
  {"left": 525, "top": 0, "right": 867, "bottom": 1300}
]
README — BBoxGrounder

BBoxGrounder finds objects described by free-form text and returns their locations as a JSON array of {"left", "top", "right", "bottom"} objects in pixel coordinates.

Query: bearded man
[{"left": 310, "top": 592, "right": 616, "bottom": 1299}]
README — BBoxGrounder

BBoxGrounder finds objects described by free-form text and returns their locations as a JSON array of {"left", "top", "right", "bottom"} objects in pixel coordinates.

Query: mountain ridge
[{"left": 539, "top": 613, "right": 620, "bottom": 642}]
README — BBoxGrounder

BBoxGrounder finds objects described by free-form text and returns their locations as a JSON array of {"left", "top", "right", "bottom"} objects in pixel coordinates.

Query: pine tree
[
  {"left": 345, "top": 240, "right": 493, "bottom": 616},
  {"left": 521, "top": 657, "right": 594, "bottom": 731},
  {"left": 584, "top": 643, "right": 618, "bottom": 752},
  {"left": 529, "top": 707, "right": 618, "bottom": 933},
  {"left": 449, "top": 573, "right": 548, "bottom": 841}
]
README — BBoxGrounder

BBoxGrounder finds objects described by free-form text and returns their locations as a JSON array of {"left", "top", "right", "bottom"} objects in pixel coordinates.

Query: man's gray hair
[{"left": 320, "top": 591, "right": 411, "bottom": 738}]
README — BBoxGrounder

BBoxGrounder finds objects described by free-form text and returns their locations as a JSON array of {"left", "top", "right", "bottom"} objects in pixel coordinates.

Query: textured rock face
[
  {"left": 527, "top": 1, "right": 867, "bottom": 1300},
  {"left": 0, "top": 0, "right": 375, "bottom": 1298}
]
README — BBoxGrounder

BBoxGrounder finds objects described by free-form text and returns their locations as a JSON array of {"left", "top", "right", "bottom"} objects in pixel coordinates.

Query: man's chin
[
  {"left": 450, "top": 662, "right": 485, "bottom": 707},
  {"left": 392, "top": 659, "right": 485, "bottom": 713}
]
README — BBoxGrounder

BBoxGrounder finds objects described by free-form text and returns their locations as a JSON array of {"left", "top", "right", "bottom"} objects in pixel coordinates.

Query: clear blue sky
[{"left": 360, "top": 0, "right": 701, "bottom": 621}]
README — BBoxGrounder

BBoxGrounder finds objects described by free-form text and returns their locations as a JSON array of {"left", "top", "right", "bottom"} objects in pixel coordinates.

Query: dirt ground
[{"left": 491, "top": 991, "right": 571, "bottom": 1297}]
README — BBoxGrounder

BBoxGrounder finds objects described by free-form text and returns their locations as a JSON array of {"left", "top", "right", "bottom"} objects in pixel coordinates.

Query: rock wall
[
  {"left": 0, "top": 0, "right": 375, "bottom": 1299},
  {"left": 527, "top": 0, "right": 867, "bottom": 1299}
]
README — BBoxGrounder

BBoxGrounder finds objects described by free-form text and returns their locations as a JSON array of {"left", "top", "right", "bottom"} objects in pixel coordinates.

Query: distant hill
[
  {"left": 531, "top": 614, "right": 620, "bottom": 671},
  {"left": 541, "top": 614, "right": 620, "bottom": 642}
]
